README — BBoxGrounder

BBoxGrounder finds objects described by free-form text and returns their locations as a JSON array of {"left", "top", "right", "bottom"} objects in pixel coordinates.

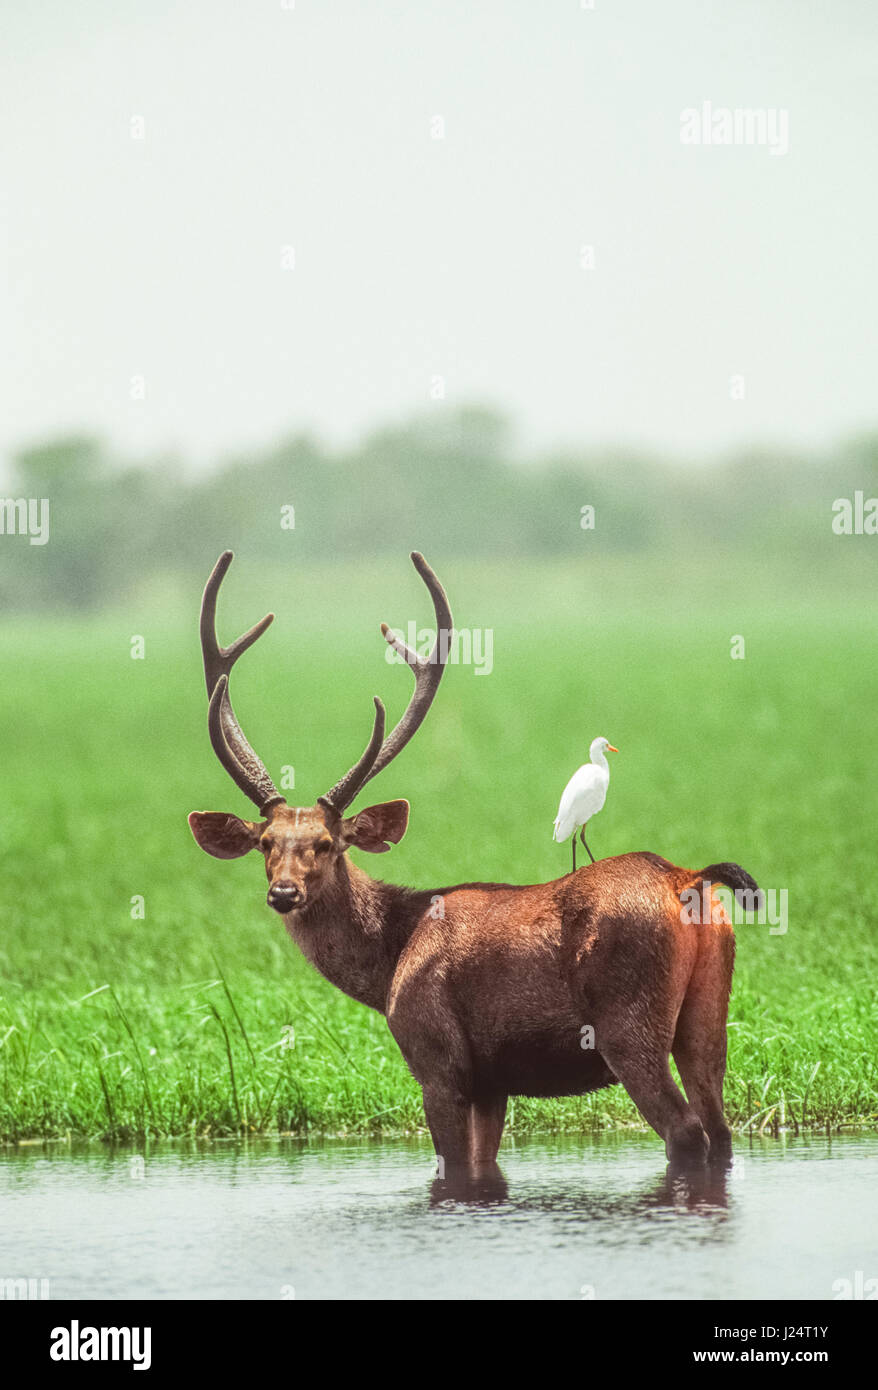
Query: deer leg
[
  {"left": 421, "top": 1082, "right": 473, "bottom": 1170},
  {"left": 672, "top": 1041, "right": 731, "bottom": 1167},
  {"left": 600, "top": 1036, "right": 708, "bottom": 1169},
  {"left": 469, "top": 1095, "right": 508, "bottom": 1164},
  {"left": 566, "top": 907, "right": 704, "bottom": 1167},
  {"left": 579, "top": 826, "right": 596, "bottom": 863},
  {"left": 672, "top": 933, "right": 736, "bottom": 1166}
]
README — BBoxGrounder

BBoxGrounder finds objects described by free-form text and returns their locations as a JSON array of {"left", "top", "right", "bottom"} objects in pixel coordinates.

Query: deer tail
[
  {"left": 696, "top": 862, "right": 761, "bottom": 898},
  {"left": 677, "top": 862, "right": 763, "bottom": 932}
]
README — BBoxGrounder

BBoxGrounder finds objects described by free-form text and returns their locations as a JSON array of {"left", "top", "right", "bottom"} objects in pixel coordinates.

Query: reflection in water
[
  {"left": 652, "top": 1166, "right": 730, "bottom": 1211},
  {"left": 428, "top": 1161, "right": 730, "bottom": 1214},
  {"left": 1, "top": 1133, "right": 875, "bottom": 1300},
  {"left": 429, "top": 1164, "right": 509, "bottom": 1206}
]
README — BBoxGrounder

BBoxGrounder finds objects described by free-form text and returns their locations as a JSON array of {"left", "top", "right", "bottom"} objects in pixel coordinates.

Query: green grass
[{"left": 1, "top": 553, "right": 876, "bottom": 1141}]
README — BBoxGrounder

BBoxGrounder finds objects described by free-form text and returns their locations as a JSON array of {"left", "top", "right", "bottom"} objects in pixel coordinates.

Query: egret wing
[{"left": 553, "top": 766, "right": 587, "bottom": 841}]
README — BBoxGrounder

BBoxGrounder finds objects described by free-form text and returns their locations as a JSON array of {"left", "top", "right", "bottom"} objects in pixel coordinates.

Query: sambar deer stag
[{"left": 189, "top": 551, "right": 759, "bottom": 1172}]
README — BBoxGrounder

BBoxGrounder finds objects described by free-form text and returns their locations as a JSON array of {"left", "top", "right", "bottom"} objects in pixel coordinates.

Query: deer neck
[{"left": 284, "top": 857, "right": 427, "bottom": 1013}]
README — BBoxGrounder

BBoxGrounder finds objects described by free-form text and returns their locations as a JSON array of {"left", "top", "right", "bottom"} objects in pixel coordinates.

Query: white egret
[{"left": 552, "top": 737, "right": 619, "bottom": 870}]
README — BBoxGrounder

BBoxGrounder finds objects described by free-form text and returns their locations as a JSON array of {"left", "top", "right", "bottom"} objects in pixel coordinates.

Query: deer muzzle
[{"left": 267, "top": 881, "right": 304, "bottom": 914}]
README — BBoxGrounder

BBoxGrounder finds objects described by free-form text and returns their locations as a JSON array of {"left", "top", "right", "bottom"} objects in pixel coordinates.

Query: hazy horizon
[{"left": 4, "top": 1, "right": 877, "bottom": 472}]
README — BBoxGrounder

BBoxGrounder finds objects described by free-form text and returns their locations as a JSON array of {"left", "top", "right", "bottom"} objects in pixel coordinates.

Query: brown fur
[{"left": 190, "top": 801, "right": 752, "bottom": 1171}]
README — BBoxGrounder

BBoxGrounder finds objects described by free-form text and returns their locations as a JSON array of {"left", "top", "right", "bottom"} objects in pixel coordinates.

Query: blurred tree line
[{"left": 1, "top": 406, "right": 876, "bottom": 610}]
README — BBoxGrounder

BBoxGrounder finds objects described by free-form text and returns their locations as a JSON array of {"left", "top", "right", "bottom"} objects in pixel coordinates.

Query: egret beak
[{"left": 607, "top": 745, "right": 619, "bottom": 753}]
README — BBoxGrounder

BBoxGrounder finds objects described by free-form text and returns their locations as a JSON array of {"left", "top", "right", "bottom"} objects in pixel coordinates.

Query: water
[{"left": 1, "top": 1133, "right": 875, "bottom": 1300}]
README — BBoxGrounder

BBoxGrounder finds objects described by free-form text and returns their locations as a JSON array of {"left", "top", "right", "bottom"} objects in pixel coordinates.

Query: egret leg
[
  {"left": 579, "top": 826, "right": 596, "bottom": 864},
  {"left": 571, "top": 835, "right": 577, "bottom": 872}
]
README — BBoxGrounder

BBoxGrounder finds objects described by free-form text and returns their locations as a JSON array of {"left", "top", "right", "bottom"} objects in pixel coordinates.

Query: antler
[
  {"left": 200, "top": 550, "right": 274, "bottom": 696},
  {"left": 199, "top": 551, "right": 284, "bottom": 815},
  {"left": 319, "top": 551, "right": 453, "bottom": 815}
]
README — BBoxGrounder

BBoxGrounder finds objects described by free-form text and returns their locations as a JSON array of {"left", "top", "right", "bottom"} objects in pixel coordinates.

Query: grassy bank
[{"left": 1, "top": 555, "right": 876, "bottom": 1141}]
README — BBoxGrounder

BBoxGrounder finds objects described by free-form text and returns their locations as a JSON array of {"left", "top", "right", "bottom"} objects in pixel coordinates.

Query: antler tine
[
  {"left": 208, "top": 677, "right": 284, "bottom": 815},
  {"left": 320, "top": 552, "right": 452, "bottom": 814},
  {"left": 200, "top": 549, "right": 275, "bottom": 696},
  {"left": 367, "top": 551, "right": 452, "bottom": 784},
  {"left": 318, "top": 698, "right": 386, "bottom": 818},
  {"left": 200, "top": 552, "right": 283, "bottom": 814}
]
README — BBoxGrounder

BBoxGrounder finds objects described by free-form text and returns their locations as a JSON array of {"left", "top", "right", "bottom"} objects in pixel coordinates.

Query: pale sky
[{"left": 3, "top": 0, "right": 877, "bottom": 469}]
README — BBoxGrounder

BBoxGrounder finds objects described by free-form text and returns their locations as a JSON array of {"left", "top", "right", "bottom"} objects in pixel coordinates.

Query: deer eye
[
  {"left": 259, "top": 838, "right": 272, "bottom": 853},
  {"left": 314, "top": 838, "right": 333, "bottom": 855}
]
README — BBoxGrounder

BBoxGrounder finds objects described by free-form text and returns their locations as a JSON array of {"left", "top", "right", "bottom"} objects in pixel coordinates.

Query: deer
[{"left": 188, "top": 551, "right": 759, "bottom": 1174}]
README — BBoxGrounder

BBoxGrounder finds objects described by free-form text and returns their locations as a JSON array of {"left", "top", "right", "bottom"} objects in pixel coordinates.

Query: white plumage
[{"left": 553, "top": 736, "right": 618, "bottom": 867}]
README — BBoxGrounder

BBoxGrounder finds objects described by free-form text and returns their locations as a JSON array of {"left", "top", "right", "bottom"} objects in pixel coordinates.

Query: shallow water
[{"left": 1, "top": 1133, "right": 875, "bottom": 1300}]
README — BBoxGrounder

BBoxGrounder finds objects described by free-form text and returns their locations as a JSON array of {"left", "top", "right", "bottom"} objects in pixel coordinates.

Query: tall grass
[{"left": 1, "top": 554, "right": 876, "bottom": 1140}]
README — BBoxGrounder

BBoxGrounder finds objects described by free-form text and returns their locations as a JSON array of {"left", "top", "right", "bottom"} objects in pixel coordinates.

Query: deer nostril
[{"left": 267, "top": 882, "right": 303, "bottom": 913}]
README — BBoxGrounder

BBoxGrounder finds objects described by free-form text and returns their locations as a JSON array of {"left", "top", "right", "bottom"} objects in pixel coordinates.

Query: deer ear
[
  {"left": 341, "top": 800, "right": 410, "bottom": 854},
  {"left": 188, "top": 811, "right": 261, "bottom": 860}
]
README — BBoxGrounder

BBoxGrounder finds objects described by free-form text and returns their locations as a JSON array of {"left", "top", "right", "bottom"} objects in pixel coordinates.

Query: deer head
[{"left": 188, "top": 551, "right": 452, "bottom": 915}]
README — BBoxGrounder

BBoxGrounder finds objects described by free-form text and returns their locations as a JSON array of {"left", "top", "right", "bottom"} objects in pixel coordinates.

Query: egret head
[{"left": 590, "top": 736, "right": 619, "bottom": 760}]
